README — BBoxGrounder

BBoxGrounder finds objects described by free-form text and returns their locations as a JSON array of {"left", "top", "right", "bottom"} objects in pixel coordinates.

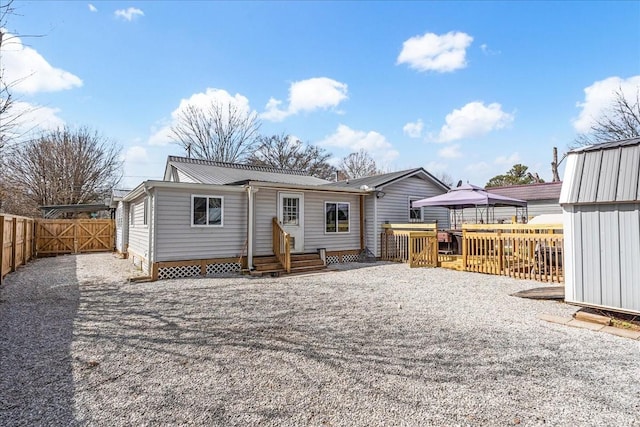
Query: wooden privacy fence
[
  {"left": 462, "top": 223, "right": 564, "bottom": 283},
  {"left": 35, "top": 219, "right": 115, "bottom": 256},
  {"left": 0, "top": 215, "right": 35, "bottom": 281},
  {"left": 380, "top": 223, "right": 438, "bottom": 267}
]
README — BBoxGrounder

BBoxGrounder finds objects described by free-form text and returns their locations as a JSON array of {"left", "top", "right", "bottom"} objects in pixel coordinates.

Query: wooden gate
[{"left": 35, "top": 219, "right": 115, "bottom": 256}]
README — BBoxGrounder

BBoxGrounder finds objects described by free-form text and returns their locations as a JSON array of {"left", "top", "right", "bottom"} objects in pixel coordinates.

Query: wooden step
[
  {"left": 253, "top": 256, "right": 278, "bottom": 265},
  {"left": 254, "top": 262, "right": 284, "bottom": 271},
  {"left": 291, "top": 259, "right": 324, "bottom": 268},
  {"left": 290, "top": 253, "right": 322, "bottom": 262}
]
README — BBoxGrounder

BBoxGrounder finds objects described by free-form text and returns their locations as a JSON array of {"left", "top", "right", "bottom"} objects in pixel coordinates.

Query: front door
[{"left": 277, "top": 192, "right": 304, "bottom": 253}]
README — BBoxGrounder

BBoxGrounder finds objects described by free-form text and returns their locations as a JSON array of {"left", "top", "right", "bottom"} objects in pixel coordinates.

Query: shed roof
[
  {"left": 328, "top": 168, "right": 449, "bottom": 191},
  {"left": 164, "top": 156, "right": 329, "bottom": 186},
  {"left": 560, "top": 137, "right": 640, "bottom": 204},
  {"left": 487, "top": 182, "right": 563, "bottom": 201}
]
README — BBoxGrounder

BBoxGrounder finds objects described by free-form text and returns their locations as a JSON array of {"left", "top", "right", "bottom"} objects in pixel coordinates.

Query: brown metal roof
[{"left": 487, "top": 182, "right": 563, "bottom": 201}]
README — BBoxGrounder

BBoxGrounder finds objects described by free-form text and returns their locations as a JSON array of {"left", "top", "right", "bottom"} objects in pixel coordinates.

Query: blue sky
[{"left": 4, "top": 1, "right": 640, "bottom": 188}]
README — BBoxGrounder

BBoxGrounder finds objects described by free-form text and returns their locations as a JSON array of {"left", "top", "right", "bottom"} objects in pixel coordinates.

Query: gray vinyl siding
[
  {"left": 363, "top": 195, "right": 376, "bottom": 254},
  {"left": 372, "top": 176, "right": 448, "bottom": 256},
  {"left": 127, "top": 195, "right": 150, "bottom": 261},
  {"left": 564, "top": 204, "right": 640, "bottom": 314},
  {"left": 254, "top": 188, "right": 278, "bottom": 256},
  {"left": 154, "top": 187, "right": 247, "bottom": 261},
  {"left": 303, "top": 192, "right": 361, "bottom": 251},
  {"left": 253, "top": 188, "right": 361, "bottom": 256},
  {"left": 489, "top": 200, "right": 562, "bottom": 221}
]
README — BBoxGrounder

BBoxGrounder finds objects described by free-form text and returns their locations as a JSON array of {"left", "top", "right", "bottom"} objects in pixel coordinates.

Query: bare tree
[
  {"left": 339, "top": 149, "right": 380, "bottom": 179},
  {"left": 170, "top": 101, "right": 261, "bottom": 163},
  {"left": 0, "top": 0, "right": 18, "bottom": 148},
  {"left": 246, "top": 134, "right": 336, "bottom": 180},
  {"left": 433, "top": 171, "right": 454, "bottom": 188},
  {"left": 2, "top": 126, "right": 122, "bottom": 216},
  {"left": 574, "top": 87, "right": 640, "bottom": 147}
]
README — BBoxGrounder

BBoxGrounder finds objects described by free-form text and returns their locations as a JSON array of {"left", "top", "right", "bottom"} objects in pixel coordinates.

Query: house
[
  {"left": 330, "top": 169, "right": 450, "bottom": 256},
  {"left": 115, "top": 156, "right": 449, "bottom": 280},
  {"left": 560, "top": 137, "right": 640, "bottom": 315},
  {"left": 489, "top": 182, "right": 563, "bottom": 218}
]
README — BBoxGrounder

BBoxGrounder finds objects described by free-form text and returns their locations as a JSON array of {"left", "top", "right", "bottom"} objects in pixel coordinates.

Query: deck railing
[
  {"left": 272, "top": 218, "right": 291, "bottom": 273},
  {"left": 462, "top": 224, "right": 564, "bottom": 283},
  {"left": 380, "top": 223, "right": 438, "bottom": 267}
]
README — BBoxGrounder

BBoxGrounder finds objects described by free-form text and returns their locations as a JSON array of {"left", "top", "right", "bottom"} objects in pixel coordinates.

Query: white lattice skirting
[
  {"left": 326, "top": 255, "right": 340, "bottom": 265},
  {"left": 158, "top": 262, "right": 242, "bottom": 280},
  {"left": 342, "top": 253, "right": 360, "bottom": 263}
]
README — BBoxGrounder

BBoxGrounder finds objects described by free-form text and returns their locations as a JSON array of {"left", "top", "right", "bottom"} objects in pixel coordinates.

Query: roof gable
[
  {"left": 327, "top": 168, "right": 449, "bottom": 192},
  {"left": 163, "top": 156, "right": 330, "bottom": 186},
  {"left": 487, "top": 182, "right": 563, "bottom": 201}
]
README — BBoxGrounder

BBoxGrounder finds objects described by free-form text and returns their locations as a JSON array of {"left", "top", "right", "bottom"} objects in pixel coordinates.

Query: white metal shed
[{"left": 559, "top": 137, "right": 640, "bottom": 315}]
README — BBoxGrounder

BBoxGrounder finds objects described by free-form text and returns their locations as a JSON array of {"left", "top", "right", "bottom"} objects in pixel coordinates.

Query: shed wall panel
[
  {"left": 596, "top": 148, "right": 621, "bottom": 202},
  {"left": 578, "top": 151, "right": 602, "bottom": 203},
  {"left": 617, "top": 146, "right": 640, "bottom": 200},
  {"left": 618, "top": 205, "right": 640, "bottom": 312},
  {"left": 599, "top": 206, "right": 621, "bottom": 308},
  {"left": 154, "top": 188, "right": 247, "bottom": 261},
  {"left": 580, "top": 206, "right": 601, "bottom": 305}
]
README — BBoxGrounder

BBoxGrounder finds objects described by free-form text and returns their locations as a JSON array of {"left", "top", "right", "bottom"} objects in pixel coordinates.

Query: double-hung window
[
  {"left": 325, "top": 202, "right": 350, "bottom": 233},
  {"left": 409, "top": 197, "right": 423, "bottom": 223},
  {"left": 192, "top": 195, "right": 223, "bottom": 227}
]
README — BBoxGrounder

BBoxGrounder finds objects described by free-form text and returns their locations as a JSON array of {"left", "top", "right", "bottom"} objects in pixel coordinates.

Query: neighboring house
[
  {"left": 330, "top": 168, "right": 450, "bottom": 257},
  {"left": 110, "top": 188, "right": 131, "bottom": 255},
  {"left": 560, "top": 137, "right": 640, "bottom": 315},
  {"left": 486, "top": 181, "right": 563, "bottom": 221},
  {"left": 116, "top": 157, "right": 448, "bottom": 279}
]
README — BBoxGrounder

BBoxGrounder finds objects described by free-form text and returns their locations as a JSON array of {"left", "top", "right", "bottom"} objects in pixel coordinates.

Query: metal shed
[{"left": 559, "top": 137, "right": 640, "bottom": 315}]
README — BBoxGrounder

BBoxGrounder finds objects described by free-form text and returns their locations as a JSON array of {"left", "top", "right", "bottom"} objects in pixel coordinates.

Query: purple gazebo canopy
[{"left": 413, "top": 183, "right": 527, "bottom": 209}]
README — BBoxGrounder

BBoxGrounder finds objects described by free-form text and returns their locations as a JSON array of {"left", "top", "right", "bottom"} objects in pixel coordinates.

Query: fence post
[
  {"left": 0, "top": 216, "right": 4, "bottom": 283},
  {"left": 22, "top": 218, "right": 28, "bottom": 266},
  {"left": 462, "top": 228, "right": 468, "bottom": 271},
  {"left": 497, "top": 230, "right": 504, "bottom": 273},
  {"left": 11, "top": 217, "right": 17, "bottom": 272}
]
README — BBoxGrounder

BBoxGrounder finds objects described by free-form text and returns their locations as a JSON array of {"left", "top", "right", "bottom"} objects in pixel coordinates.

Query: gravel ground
[{"left": 1, "top": 253, "right": 639, "bottom": 426}]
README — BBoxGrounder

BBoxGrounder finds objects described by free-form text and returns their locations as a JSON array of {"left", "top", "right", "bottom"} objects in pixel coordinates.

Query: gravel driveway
[{"left": 1, "top": 253, "right": 639, "bottom": 426}]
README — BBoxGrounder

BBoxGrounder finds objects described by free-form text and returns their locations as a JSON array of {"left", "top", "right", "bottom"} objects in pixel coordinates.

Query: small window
[
  {"left": 409, "top": 197, "right": 423, "bottom": 223},
  {"left": 192, "top": 195, "right": 223, "bottom": 227},
  {"left": 325, "top": 202, "right": 350, "bottom": 233}
]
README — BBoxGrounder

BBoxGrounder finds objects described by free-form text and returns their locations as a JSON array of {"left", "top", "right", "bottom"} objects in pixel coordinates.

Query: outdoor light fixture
[{"left": 376, "top": 191, "right": 386, "bottom": 199}]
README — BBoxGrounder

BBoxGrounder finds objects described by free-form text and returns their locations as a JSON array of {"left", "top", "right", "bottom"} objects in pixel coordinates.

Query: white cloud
[
  {"left": 88, "top": 4, "right": 97, "bottom": 12},
  {"left": 124, "top": 145, "right": 149, "bottom": 163},
  {"left": 438, "top": 144, "right": 462, "bottom": 159},
  {"left": 261, "top": 77, "right": 348, "bottom": 121},
  {"left": 494, "top": 153, "right": 520, "bottom": 165},
  {"left": 318, "top": 124, "right": 399, "bottom": 162},
  {"left": 425, "top": 161, "right": 448, "bottom": 173},
  {"left": 397, "top": 31, "right": 473, "bottom": 73},
  {"left": 12, "top": 101, "right": 65, "bottom": 133},
  {"left": 573, "top": 75, "right": 640, "bottom": 133},
  {"left": 480, "top": 43, "right": 500, "bottom": 55},
  {"left": 403, "top": 119, "right": 424, "bottom": 138},
  {"left": 0, "top": 32, "right": 82, "bottom": 95},
  {"left": 148, "top": 87, "right": 255, "bottom": 146},
  {"left": 436, "top": 101, "right": 513, "bottom": 142},
  {"left": 114, "top": 7, "right": 144, "bottom": 21},
  {"left": 465, "top": 161, "right": 491, "bottom": 174}
]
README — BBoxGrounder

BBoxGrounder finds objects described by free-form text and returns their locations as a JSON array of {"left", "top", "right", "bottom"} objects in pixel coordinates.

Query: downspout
[
  {"left": 246, "top": 185, "right": 256, "bottom": 270},
  {"left": 144, "top": 184, "right": 153, "bottom": 275}
]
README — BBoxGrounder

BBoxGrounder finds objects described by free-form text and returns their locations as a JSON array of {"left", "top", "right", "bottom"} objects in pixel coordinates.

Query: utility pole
[{"left": 551, "top": 147, "right": 561, "bottom": 182}]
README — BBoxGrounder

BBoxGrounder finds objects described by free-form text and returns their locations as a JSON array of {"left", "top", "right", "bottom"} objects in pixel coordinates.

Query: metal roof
[
  {"left": 327, "top": 168, "right": 449, "bottom": 191},
  {"left": 165, "top": 156, "right": 330, "bottom": 186},
  {"left": 560, "top": 137, "right": 640, "bottom": 204},
  {"left": 487, "top": 182, "right": 563, "bottom": 201},
  {"left": 111, "top": 188, "right": 131, "bottom": 199}
]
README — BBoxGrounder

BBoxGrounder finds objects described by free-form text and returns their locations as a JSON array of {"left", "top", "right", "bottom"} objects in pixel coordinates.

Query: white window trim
[
  {"left": 324, "top": 201, "right": 351, "bottom": 234},
  {"left": 142, "top": 197, "right": 149, "bottom": 227},
  {"left": 408, "top": 196, "right": 423, "bottom": 223},
  {"left": 129, "top": 204, "right": 135, "bottom": 228},
  {"left": 191, "top": 194, "right": 224, "bottom": 227}
]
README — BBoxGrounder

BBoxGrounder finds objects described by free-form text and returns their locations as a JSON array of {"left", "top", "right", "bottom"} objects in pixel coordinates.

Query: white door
[{"left": 277, "top": 192, "right": 304, "bottom": 253}]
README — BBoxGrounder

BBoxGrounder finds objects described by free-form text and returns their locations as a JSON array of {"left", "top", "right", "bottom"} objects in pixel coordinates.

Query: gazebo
[{"left": 413, "top": 183, "right": 528, "bottom": 229}]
